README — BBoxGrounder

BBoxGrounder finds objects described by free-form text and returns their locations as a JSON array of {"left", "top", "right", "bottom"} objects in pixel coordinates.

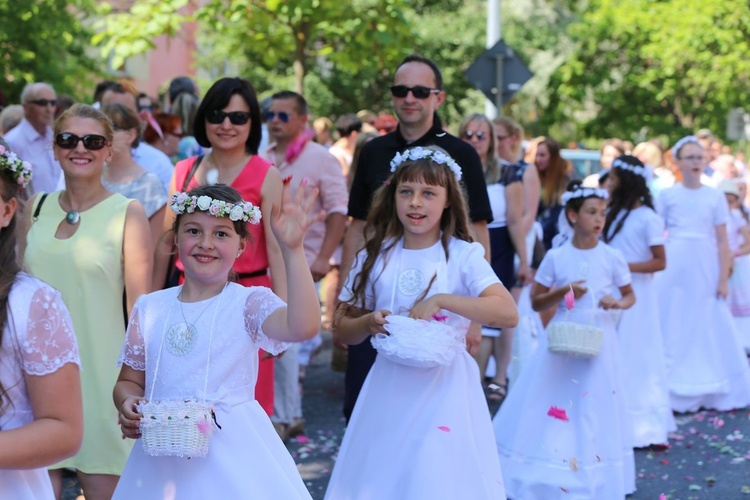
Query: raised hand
[{"left": 270, "top": 178, "right": 325, "bottom": 251}]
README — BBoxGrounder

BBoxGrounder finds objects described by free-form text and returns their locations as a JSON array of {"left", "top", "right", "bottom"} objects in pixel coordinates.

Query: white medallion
[
  {"left": 166, "top": 322, "right": 198, "bottom": 356},
  {"left": 398, "top": 268, "right": 424, "bottom": 296}
]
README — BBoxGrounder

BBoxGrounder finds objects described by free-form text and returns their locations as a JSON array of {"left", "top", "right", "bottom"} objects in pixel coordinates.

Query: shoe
[
  {"left": 287, "top": 418, "right": 305, "bottom": 438},
  {"left": 272, "top": 422, "right": 289, "bottom": 442},
  {"left": 487, "top": 382, "right": 508, "bottom": 404}
]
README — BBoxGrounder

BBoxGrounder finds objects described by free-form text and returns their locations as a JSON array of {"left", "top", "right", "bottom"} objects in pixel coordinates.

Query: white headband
[
  {"left": 611, "top": 158, "right": 651, "bottom": 181},
  {"left": 561, "top": 187, "right": 609, "bottom": 205},
  {"left": 673, "top": 135, "right": 701, "bottom": 158},
  {"left": 390, "top": 147, "right": 462, "bottom": 181}
]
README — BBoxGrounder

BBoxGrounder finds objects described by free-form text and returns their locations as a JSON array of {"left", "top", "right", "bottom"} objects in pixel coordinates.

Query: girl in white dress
[
  {"left": 113, "top": 182, "right": 323, "bottom": 499},
  {"left": 603, "top": 155, "right": 676, "bottom": 448},
  {"left": 494, "top": 181, "right": 637, "bottom": 499},
  {"left": 718, "top": 179, "right": 750, "bottom": 353},
  {"left": 327, "top": 146, "right": 518, "bottom": 500},
  {"left": 0, "top": 149, "right": 83, "bottom": 499},
  {"left": 655, "top": 136, "right": 750, "bottom": 412}
]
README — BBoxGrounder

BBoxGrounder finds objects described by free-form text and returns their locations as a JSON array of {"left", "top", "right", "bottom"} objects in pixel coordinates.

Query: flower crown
[
  {"left": 0, "top": 145, "right": 32, "bottom": 188},
  {"left": 390, "top": 146, "right": 462, "bottom": 181},
  {"left": 672, "top": 135, "right": 701, "bottom": 158},
  {"left": 611, "top": 158, "right": 651, "bottom": 181},
  {"left": 169, "top": 192, "right": 262, "bottom": 224},
  {"left": 561, "top": 187, "right": 609, "bottom": 205}
]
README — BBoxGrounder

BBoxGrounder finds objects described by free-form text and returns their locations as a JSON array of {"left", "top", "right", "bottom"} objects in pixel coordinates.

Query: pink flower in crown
[
  {"left": 187, "top": 196, "right": 198, "bottom": 213},
  {"left": 248, "top": 207, "right": 262, "bottom": 225},
  {"left": 0, "top": 145, "right": 5, "bottom": 154},
  {"left": 208, "top": 201, "right": 221, "bottom": 216},
  {"left": 176, "top": 192, "right": 189, "bottom": 205}
]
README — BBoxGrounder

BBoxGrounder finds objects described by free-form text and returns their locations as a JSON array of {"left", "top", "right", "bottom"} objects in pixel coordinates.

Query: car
[{"left": 561, "top": 149, "right": 602, "bottom": 180}]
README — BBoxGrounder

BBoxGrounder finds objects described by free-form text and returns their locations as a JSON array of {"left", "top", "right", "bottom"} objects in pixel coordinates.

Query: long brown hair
[
  {"left": 458, "top": 113, "right": 500, "bottom": 184},
  {"left": 537, "top": 137, "right": 571, "bottom": 207},
  {"left": 346, "top": 148, "right": 473, "bottom": 310},
  {"left": 0, "top": 167, "right": 23, "bottom": 415}
]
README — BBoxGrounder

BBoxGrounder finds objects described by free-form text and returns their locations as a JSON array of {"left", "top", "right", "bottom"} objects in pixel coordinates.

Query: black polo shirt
[{"left": 348, "top": 123, "right": 493, "bottom": 223}]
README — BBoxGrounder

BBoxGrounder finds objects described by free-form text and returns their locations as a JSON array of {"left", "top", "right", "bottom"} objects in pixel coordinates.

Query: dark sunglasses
[
  {"left": 463, "top": 130, "right": 486, "bottom": 141},
  {"left": 206, "top": 110, "right": 251, "bottom": 125},
  {"left": 28, "top": 99, "right": 57, "bottom": 107},
  {"left": 264, "top": 111, "right": 290, "bottom": 123},
  {"left": 55, "top": 133, "right": 109, "bottom": 151},
  {"left": 389, "top": 85, "right": 441, "bottom": 99}
]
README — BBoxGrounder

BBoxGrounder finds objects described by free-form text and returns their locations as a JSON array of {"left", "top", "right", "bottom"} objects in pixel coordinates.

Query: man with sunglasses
[
  {"left": 339, "top": 53, "right": 493, "bottom": 422},
  {"left": 4, "top": 82, "right": 62, "bottom": 194},
  {"left": 263, "top": 90, "right": 349, "bottom": 440}
]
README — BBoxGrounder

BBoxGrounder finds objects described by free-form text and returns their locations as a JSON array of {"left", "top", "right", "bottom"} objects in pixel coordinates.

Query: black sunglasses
[
  {"left": 206, "top": 110, "right": 252, "bottom": 125},
  {"left": 264, "top": 111, "right": 290, "bottom": 123},
  {"left": 389, "top": 85, "right": 441, "bottom": 99},
  {"left": 28, "top": 99, "right": 58, "bottom": 107},
  {"left": 55, "top": 133, "right": 109, "bottom": 151},
  {"left": 463, "top": 130, "right": 486, "bottom": 141}
]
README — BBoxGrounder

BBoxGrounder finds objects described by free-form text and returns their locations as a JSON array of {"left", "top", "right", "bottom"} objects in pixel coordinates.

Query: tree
[{"left": 0, "top": 0, "right": 100, "bottom": 103}]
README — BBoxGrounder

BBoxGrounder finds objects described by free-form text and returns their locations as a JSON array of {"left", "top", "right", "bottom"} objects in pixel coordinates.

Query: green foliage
[{"left": 0, "top": 0, "right": 101, "bottom": 103}]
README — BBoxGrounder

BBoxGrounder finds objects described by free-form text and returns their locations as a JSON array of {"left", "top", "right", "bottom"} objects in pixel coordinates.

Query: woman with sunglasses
[
  {"left": 153, "top": 77, "right": 286, "bottom": 417},
  {"left": 23, "top": 103, "right": 152, "bottom": 499},
  {"left": 459, "top": 113, "right": 525, "bottom": 405},
  {"left": 102, "top": 103, "right": 168, "bottom": 249}
]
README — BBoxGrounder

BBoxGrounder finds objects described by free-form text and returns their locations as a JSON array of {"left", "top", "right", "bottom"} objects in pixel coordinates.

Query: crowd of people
[{"left": 1, "top": 52, "right": 749, "bottom": 500}]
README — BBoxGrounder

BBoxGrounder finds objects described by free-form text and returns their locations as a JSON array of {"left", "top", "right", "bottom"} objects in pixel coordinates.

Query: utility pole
[{"left": 485, "top": 0, "right": 502, "bottom": 118}]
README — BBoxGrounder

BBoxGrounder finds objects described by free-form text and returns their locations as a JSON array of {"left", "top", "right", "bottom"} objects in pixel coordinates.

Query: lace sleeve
[
  {"left": 22, "top": 285, "right": 80, "bottom": 376},
  {"left": 118, "top": 299, "right": 146, "bottom": 371},
  {"left": 244, "top": 287, "right": 289, "bottom": 355}
]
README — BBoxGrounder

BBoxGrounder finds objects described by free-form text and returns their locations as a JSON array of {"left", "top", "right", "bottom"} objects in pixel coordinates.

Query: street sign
[
  {"left": 727, "top": 108, "right": 750, "bottom": 141},
  {"left": 464, "top": 39, "right": 533, "bottom": 108}
]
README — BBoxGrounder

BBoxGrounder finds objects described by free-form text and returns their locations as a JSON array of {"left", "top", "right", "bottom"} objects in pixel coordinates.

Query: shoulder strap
[
  {"left": 181, "top": 155, "right": 204, "bottom": 192},
  {"left": 32, "top": 193, "right": 49, "bottom": 222}
]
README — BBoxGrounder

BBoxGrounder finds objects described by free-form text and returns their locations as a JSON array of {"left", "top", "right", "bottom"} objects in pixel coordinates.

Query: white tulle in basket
[
  {"left": 371, "top": 315, "right": 464, "bottom": 368},
  {"left": 138, "top": 399, "right": 213, "bottom": 458}
]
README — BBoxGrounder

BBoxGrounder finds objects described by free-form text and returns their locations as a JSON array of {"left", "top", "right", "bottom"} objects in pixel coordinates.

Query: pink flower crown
[
  {"left": 169, "top": 192, "right": 262, "bottom": 224},
  {"left": 0, "top": 145, "right": 32, "bottom": 188}
]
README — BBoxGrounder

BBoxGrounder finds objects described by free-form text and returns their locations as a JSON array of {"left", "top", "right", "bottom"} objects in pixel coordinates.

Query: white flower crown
[
  {"left": 390, "top": 146, "right": 462, "bottom": 181},
  {"left": 611, "top": 158, "right": 651, "bottom": 181},
  {"left": 672, "top": 135, "right": 701, "bottom": 158},
  {"left": 560, "top": 187, "right": 609, "bottom": 205},
  {"left": 0, "top": 145, "right": 32, "bottom": 188},
  {"left": 169, "top": 192, "right": 262, "bottom": 224}
]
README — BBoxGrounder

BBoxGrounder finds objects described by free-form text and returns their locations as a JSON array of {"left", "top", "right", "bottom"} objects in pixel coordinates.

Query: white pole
[{"left": 485, "top": 0, "right": 502, "bottom": 119}]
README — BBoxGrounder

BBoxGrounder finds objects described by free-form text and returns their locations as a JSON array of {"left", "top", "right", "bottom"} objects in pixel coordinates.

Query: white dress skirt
[
  {"left": 615, "top": 273, "right": 676, "bottom": 446},
  {"left": 729, "top": 253, "right": 750, "bottom": 353}
]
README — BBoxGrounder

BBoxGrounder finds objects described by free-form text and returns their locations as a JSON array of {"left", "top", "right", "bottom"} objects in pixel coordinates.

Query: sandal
[{"left": 487, "top": 382, "right": 508, "bottom": 403}]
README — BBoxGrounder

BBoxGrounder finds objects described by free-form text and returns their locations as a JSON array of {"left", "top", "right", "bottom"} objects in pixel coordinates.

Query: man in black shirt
[{"left": 339, "top": 54, "right": 493, "bottom": 420}]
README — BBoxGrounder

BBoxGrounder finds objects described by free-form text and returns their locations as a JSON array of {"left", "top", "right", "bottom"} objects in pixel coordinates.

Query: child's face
[
  {"left": 396, "top": 178, "right": 448, "bottom": 247},
  {"left": 725, "top": 193, "right": 740, "bottom": 209},
  {"left": 568, "top": 198, "right": 607, "bottom": 237},
  {"left": 175, "top": 211, "right": 246, "bottom": 285},
  {"left": 676, "top": 143, "right": 706, "bottom": 181},
  {"left": 603, "top": 169, "right": 619, "bottom": 195}
]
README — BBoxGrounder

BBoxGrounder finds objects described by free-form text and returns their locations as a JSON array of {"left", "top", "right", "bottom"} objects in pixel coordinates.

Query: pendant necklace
[
  {"left": 167, "top": 284, "right": 227, "bottom": 356},
  {"left": 65, "top": 210, "right": 81, "bottom": 225}
]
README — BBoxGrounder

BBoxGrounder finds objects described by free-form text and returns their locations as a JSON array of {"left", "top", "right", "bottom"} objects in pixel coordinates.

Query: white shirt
[
  {"left": 3, "top": 118, "right": 61, "bottom": 194},
  {"left": 132, "top": 142, "right": 174, "bottom": 191},
  {"left": 606, "top": 206, "right": 665, "bottom": 264}
]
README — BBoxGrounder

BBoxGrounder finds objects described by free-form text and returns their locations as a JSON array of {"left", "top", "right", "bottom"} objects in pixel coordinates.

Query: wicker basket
[
  {"left": 138, "top": 399, "right": 213, "bottom": 458},
  {"left": 547, "top": 321, "right": 604, "bottom": 358}
]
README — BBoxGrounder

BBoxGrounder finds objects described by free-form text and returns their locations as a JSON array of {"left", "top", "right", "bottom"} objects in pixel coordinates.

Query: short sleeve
[
  {"left": 119, "top": 298, "right": 146, "bottom": 371},
  {"left": 534, "top": 250, "right": 557, "bottom": 288},
  {"left": 22, "top": 285, "right": 80, "bottom": 376},
  {"left": 645, "top": 209, "right": 666, "bottom": 246},
  {"left": 457, "top": 242, "right": 501, "bottom": 296},
  {"left": 338, "top": 249, "right": 375, "bottom": 310},
  {"left": 610, "top": 247, "right": 632, "bottom": 287},
  {"left": 500, "top": 163, "right": 522, "bottom": 186},
  {"left": 244, "top": 287, "right": 289, "bottom": 355},
  {"left": 655, "top": 189, "right": 668, "bottom": 222},
  {"left": 713, "top": 189, "right": 730, "bottom": 226}
]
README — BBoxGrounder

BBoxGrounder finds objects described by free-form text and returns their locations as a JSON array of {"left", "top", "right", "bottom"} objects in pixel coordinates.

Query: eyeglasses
[
  {"left": 55, "top": 133, "right": 109, "bottom": 151},
  {"left": 462, "top": 130, "right": 486, "bottom": 141},
  {"left": 206, "top": 110, "right": 251, "bottom": 125},
  {"left": 496, "top": 135, "right": 510, "bottom": 142},
  {"left": 389, "top": 85, "right": 441, "bottom": 99},
  {"left": 679, "top": 155, "right": 705, "bottom": 162},
  {"left": 169, "top": 130, "right": 184, "bottom": 139},
  {"left": 27, "top": 99, "right": 57, "bottom": 107},
  {"left": 264, "top": 111, "right": 291, "bottom": 123}
]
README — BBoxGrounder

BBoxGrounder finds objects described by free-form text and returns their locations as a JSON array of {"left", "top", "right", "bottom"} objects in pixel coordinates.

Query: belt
[{"left": 236, "top": 269, "right": 268, "bottom": 280}]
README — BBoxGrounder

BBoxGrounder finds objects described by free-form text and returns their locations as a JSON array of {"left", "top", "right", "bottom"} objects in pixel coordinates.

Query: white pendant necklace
[
  {"left": 166, "top": 284, "right": 227, "bottom": 356},
  {"left": 206, "top": 168, "right": 219, "bottom": 185}
]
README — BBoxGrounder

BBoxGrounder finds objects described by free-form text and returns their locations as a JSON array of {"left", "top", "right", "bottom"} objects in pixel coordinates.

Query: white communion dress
[
  {"left": 325, "top": 237, "right": 506, "bottom": 500},
  {"left": 655, "top": 184, "right": 750, "bottom": 412},
  {"left": 112, "top": 283, "right": 312, "bottom": 500},
  {"left": 606, "top": 206, "right": 676, "bottom": 446},
  {"left": 494, "top": 241, "right": 636, "bottom": 499},
  {"left": 0, "top": 274, "right": 79, "bottom": 500},
  {"left": 727, "top": 207, "right": 750, "bottom": 352}
]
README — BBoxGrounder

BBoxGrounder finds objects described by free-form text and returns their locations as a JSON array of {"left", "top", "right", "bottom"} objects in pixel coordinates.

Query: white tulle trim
[{"left": 371, "top": 316, "right": 464, "bottom": 368}]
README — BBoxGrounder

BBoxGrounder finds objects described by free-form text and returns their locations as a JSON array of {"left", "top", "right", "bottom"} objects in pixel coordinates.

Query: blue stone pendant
[{"left": 65, "top": 210, "right": 80, "bottom": 225}]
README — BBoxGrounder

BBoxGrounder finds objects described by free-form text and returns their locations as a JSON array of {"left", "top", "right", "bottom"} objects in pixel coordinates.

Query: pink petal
[
  {"left": 432, "top": 313, "right": 448, "bottom": 322},
  {"left": 295, "top": 435, "right": 310, "bottom": 443},
  {"left": 437, "top": 426, "right": 451, "bottom": 432},
  {"left": 547, "top": 406, "right": 570, "bottom": 422},
  {"left": 659, "top": 494, "right": 667, "bottom": 500},
  {"left": 196, "top": 420, "right": 211, "bottom": 436},
  {"left": 564, "top": 285, "right": 575, "bottom": 310}
]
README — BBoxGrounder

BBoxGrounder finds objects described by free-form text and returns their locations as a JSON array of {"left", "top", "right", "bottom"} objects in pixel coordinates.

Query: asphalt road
[{"left": 64, "top": 331, "right": 750, "bottom": 499}]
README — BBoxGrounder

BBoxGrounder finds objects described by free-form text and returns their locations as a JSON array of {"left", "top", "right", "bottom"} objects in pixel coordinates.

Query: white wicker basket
[
  {"left": 138, "top": 399, "right": 213, "bottom": 458},
  {"left": 547, "top": 321, "right": 604, "bottom": 358}
]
